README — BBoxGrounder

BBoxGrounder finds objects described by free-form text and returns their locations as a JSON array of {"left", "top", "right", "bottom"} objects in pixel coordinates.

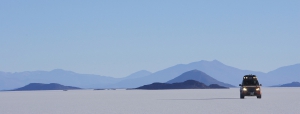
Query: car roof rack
[{"left": 244, "top": 74, "right": 256, "bottom": 77}]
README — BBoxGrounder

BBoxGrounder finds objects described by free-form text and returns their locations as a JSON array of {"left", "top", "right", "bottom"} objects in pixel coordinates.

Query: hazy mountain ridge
[
  {"left": 0, "top": 69, "right": 152, "bottom": 90},
  {"left": 122, "top": 70, "right": 152, "bottom": 80},
  {"left": 0, "top": 69, "right": 122, "bottom": 90},
  {"left": 113, "top": 60, "right": 266, "bottom": 88},
  {"left": 266, "top": 64, "right": 300, "bottom": 85},
  {"left": 1, "top": 60, "right": 300, "bottom": 90},
  {"left": 111, "top": 60, "right": 300, "bottom": 88}
]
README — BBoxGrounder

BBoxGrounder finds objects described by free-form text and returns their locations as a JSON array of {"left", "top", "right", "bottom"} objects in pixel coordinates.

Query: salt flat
[{"left": 0, "top": 87, "right": 299, "bottom": 114}]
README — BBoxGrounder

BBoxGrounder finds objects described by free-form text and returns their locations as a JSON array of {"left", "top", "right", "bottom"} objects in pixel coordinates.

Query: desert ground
[{"left": 0, "top": 87, "right": 299, "bottom": 114}]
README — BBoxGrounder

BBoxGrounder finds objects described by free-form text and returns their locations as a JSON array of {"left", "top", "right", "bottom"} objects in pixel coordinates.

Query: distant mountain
[
  {"left": 274, "top": 82, "right": 300, "bottom": 87},
  {"left": 114, "top": 60, "right": 264, "bottom": 88},
  {"left": 115, "top": 60, "right": 300, "bottom": 88},
  {"left": 266, "top": 64, "right": 300, "bottom": 85},
  {"left": 122, "top": 70, "right": 152, "bottom": 80},
  {"left": 167, "top": 70, "right": 235, "bottom": 87},
  {"left": 105, "top": 70, "right": 152, "bottom": 88},
  {"left": 135, "top": 80, "right": 228, "bottom": 90},
  {"left": 0, "top": 69, "right": 153, "bottom": 90},
  {"left": 12, "top": 83, "right": 81, "bottom": 91},
  {"left": 0, "top": 69, "right": 122, "bottom": 90}
]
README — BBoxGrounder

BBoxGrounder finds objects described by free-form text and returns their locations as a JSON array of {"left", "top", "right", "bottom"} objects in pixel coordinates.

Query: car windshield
[{"left": 243, "top": 79, "right": 259, "bottom": 86}]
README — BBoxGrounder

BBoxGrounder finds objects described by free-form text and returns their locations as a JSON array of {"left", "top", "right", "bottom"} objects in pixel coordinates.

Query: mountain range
[
  {"left": 0, "top": 69, "right": 121, "bottom": 90},
  {"left": 111, "top": 60, "right": 300, "bottom": 88},
  {"left": 135, "top": 80, "right": 228, "bottom": 90},
  {"left": 1, "top": 60, "right": 299, "bottom": 90}
]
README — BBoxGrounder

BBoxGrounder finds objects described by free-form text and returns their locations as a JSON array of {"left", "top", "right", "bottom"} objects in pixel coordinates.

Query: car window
[{"left": 243, "top": 79, "right": 259, "bottom": 86}]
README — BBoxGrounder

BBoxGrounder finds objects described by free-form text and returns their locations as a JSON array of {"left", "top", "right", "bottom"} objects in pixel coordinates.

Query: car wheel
[
  {"left": 240, "top": 94, "right": 244, "bottom": 99},
  {"left": 257, "top": 95, "right": 261, "bottom": 99}
]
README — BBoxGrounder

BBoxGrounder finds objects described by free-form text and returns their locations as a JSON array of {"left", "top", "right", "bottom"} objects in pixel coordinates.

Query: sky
[{"left": 1, "top": 0, "right": 299, "bottom": 77}]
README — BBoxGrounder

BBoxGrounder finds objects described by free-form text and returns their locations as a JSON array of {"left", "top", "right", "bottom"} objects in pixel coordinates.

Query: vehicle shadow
[{"left": 159, "top": 98, "right": 240, "bottom": 100}]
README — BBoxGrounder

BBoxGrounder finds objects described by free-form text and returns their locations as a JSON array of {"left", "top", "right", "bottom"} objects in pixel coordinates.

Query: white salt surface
[{"left": 0, "top": 87, "right": 299, "bottom": 114}]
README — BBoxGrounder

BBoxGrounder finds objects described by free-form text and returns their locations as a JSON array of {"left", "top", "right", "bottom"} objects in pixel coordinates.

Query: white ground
[{"left": 0, "top": 87, "right": 299, "bottom": 114}]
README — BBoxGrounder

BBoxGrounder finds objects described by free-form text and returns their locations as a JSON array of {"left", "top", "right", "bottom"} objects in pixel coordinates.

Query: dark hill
[
  {"left": 135, "top": 80, "right": 228, "bottom": 90},
  {"left": 277, "top": 82, "right": 300, "bottom": 87},
  {"left": 12, "top": 83, "right": 81, "bottom": 91},
  {"left": 167, "top": 70, "right": 235, "bottom": 87}
]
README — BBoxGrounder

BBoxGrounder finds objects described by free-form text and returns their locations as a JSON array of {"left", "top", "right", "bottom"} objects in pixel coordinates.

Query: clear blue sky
[{"left": 1, "top": 0, "right": 299, "bottom": 77}]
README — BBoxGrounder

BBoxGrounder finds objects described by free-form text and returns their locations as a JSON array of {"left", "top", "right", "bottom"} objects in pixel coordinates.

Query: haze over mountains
[
  {"left": 0, "top": 60, "right": 299, "bottom": 90},
  {"left": 112, "top": 60, "right": 300, "bottom": 88},
  {"left": 0, "top": 69, "right": 121, "bottom": 90}
]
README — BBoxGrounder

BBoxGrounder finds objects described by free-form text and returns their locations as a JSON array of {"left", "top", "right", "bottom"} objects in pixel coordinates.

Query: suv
[{"left": 239, "top": 75, "right": 262, "bottom": 99}]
